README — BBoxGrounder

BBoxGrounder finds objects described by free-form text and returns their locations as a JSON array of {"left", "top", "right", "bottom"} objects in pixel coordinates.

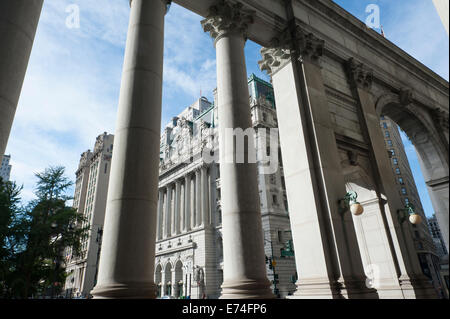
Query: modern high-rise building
[
  {"left": 428, "top": 214, "right": 448, "bottom": 258},
  {"left": 0, "top": 154, "right": 11, "bottom": 181},
  {"left": 63, "top": 132, "right": 114, "bottom": 298},
  {"left": 380, "top": 117, "right": 445, "bottom": 296}
]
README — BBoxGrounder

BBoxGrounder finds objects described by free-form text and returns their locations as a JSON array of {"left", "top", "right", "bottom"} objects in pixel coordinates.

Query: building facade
[
  {"left": 428, "top": 214, "right": 449, "bottom": 258},
  {"left": 154, "top": 75, "right": 296, "bottom": 299},
  {"left": 380, "top": 117, "right": 445, "bottom": 296},
  {"left": 63, "top": 132, "right": 114, "bottom": 298},
  {"left": 0, "top": 154, "right": 11, "bottom": 181}
]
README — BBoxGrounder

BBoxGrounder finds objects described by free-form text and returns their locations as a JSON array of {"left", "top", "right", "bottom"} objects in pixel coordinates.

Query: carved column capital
[
  {"left": 201, "top": 0, "right": 254, "bottom": 43},
  {"left": 346, "top": 58, "right": 374, "bottom": 90},
  {"left": 259, "top": 26, "right": 324, "bottom": 76}
]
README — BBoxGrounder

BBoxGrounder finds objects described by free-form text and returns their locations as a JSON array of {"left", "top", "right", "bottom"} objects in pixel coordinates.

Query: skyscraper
[{"left": 63, "top": 132, "right": 114, "bottom": 298}]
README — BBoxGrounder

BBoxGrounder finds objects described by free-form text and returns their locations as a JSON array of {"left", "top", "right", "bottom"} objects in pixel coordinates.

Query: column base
[
  {"left": 91, "top": 282, "right": 157, "bottom": 299},
  {"left": 220, "top": 279, "right": 275, "bottom": 299},
  {"left": 399, "top": 274, "right": 439, "bottom": 299},
  {"left": 288, "top": 277, "right": 378, "bottom": 299}
]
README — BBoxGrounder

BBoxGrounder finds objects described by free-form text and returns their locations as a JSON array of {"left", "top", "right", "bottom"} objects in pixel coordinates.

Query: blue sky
[{"left": 6, "top": 0, "right": 449, "bottom": 217}]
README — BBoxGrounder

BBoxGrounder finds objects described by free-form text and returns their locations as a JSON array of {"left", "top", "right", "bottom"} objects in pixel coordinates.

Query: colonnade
[
  {"left": 156, "top": 165, "right": 211, "bottom": 240},
  {"left": 2, "top": 0, "right": 447, "bottom": 300}
]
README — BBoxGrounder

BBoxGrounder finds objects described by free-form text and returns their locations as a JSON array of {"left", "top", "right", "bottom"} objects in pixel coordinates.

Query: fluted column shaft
[
  {"left": 174, "top": 180, "right": 181, "bottom": 235},
  {"left": 202, "top": 1, "right": 274, "bottom": 299},
  {"left": 165, "top": 184, "right": 172, "bottom": 238},
  {"left": 184, "top": 174, "right": 192, "bottom": 232},
  {"left": 0, "top": 0, "right": 43, "bottom": 160},
  {"left": 91, "top": 0, "right": 168, "bottom": 299},
  {"left": 157, "top": 189, "right": 164, "bottom": 240},
  {"left": 195, "top": 169, "right": 201, "bottom": 228},
  {"left": 190, "top": 175, "right": 196, "bottom": 228}
]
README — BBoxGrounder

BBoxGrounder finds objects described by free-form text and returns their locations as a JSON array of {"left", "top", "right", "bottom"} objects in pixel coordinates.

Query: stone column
[
  {"left": 157, "top": 189, "right": 164, "bottom": 240},
  {"left": 91, "top": 0, "right": 169, "bottom": 299},
  {"left": 174, "top": 180, "right": 181, "bottom": 235},
  {"left": 202, "top": 1, "right": 274, "bottom": 299},
  {"left": 259, "top": 27, "right": 377, "bottom": 298},
  {"left": 165, "top": 184, "right": 172, "bottom": 238},
  {"left": 0, "top": 0, "right": 43, "bottom": 159},
  {"left": 184, "top": 174, "right": 192, "bottom": 232},
  {"left": 180, "top": 182, "right": 185, "bottom": 233},
  {"left": 195, "top": 169, "right": 201, "bottom": 228},
  {"left": 201, "top": 165, "right": 210, "bottom": 226},
  {"left": 345, "top": 58, "right": 437, "bottom": 299},
  {"left": 190, "top": 175, "right": 196, "bottom": 229}
]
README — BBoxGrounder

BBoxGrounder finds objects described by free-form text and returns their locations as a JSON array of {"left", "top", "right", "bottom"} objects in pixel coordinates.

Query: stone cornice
[
  {"left": 345, "top": 58, "right": 374, "bottom": 91},
  {"left": 201, "top": 0, "right": 254, "bottom": 43}
]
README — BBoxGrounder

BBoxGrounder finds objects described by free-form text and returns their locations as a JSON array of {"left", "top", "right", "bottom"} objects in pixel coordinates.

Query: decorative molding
[
  {"left": 432, "top": 108, "right": 449, "bottom": 130},
  {"left": 201, "top": 1, "right": 254, "bottom": 43},
  {"left": 259, "top": 26, "right": 324, "bottom": 76},
  {"left": 346, "top": 58, "right": 374, "bottom": 90}
]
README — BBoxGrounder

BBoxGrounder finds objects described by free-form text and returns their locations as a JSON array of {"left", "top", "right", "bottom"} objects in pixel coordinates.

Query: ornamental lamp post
[{"left": 339, "top": 191, "right": 364, "bottom": 216}]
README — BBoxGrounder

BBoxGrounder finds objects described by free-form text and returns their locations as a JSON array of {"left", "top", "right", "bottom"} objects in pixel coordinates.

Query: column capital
[
  {"left": 201, "top": 0, "right": 254, "bottom": 44},
  {"left": 345, "top": 58, "right": 374, "bottom": 91},
  {"left": 259, "top": 26, "right": 324, "bottom": 76},
  {"left": 398, "top": 88, "right": 414, "bottom": 106}
]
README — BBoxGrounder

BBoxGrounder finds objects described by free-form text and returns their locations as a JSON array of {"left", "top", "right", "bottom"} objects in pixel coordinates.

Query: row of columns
[
  {"left": 156, "top": 165, "right": 211, "bottom": 240},
  {"left": 87, "top": 0, "right": 441, "bottom": 299}
]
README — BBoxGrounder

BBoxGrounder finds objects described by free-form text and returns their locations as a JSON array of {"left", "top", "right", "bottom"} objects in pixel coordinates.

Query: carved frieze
[{"left": 201, "top": 1, "right": 254, "bottom": 42}]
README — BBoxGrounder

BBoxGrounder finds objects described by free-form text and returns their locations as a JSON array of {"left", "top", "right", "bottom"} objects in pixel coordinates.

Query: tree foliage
[{"left": 0, "top": 167, "right": 87, "bottom": 298}]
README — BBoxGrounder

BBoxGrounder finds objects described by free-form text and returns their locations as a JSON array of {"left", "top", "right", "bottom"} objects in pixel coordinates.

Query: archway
[
  {"left": 155, "top": 264, "right": 162, "bottom": 298},
  {"left": 376, "top": 94, "right": 449, "bottom": 252},
  {"left": 164, "top": 262, "right": 172, "bottom": 296},
  {"left": 174, "top": 260, "right": 183, "bottom": 298}
]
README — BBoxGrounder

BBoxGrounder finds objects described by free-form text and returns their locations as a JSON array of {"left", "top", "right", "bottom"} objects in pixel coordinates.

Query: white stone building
[
  {"left": 154, "top": 75, "right": 296, "bottom": 299},
  {"left": 63, "top": 132, "right": 114, "bottom": 298},
  {"left": 0, "top": 154, "right": 11, "bottom": 181}
]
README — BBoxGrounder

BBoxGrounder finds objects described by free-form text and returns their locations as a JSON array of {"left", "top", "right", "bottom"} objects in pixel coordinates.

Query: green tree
[
  {"left": 10, "top": 167, "right": 87, "bottom": 298},
  {"left": 0, "top": 178, "right": 23, "bottom": 297}
]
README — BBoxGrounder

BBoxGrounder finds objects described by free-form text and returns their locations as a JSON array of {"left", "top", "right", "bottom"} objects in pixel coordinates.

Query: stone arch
[
  {"left": 174, "top": 260, "right": 184, "bottom": 298},
  {"left": 155, "top": 264, "right": 162, "bottom": 297},
  {"left": 164, "top": 262, "right": 173, "bottom": 296},
  {"left": 375, "top": 92, "right": 449, "bottom": 251}
]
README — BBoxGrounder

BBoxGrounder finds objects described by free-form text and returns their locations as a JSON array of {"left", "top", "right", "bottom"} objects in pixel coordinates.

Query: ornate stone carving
[
  {"left": 78, "top": 151, "right": 92, "bottom": 170},
  {"left": 399, "top": 88, "right": 414, "bottom": 106},
  {"left": 94, "top": 133, "right": 107, "bottom": 154},
  {"left": 259, "top": 26, "right": 324, "bottom": 76},
  {"left": 201, "top": 1, "right": 254, "bottom": 42},
  {"left": 432, "top": 108, "right": 449, "bottom": 130},
  {"left": 346, "top": 58, "right": 374, "bottom": 90}
]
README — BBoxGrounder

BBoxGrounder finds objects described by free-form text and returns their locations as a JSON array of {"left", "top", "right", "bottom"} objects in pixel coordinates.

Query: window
[
  {"left": 381, "top": 115, "right": 385, "bottom": 120},
  {"left": 401, "top": 187, "right": 407, "bottom": 195},
  {"left": 405, "top": 198, "right": 410, "bottom": 204},
  {"left": 390, "top": 149, "right": 395, "bottom": 156},
  {"left": 385, "top": 131, "right": 390, "bottom": 138},
  {"left": 398, "top": 177, "right": 404, "bottom": 184},
  {"left": 393, "top": 158, "right": 398, "bottom": 165},
  {"left": 266, "top": 146, "right": 271, "bottom": 156},
  {"left": 395, "top": 168, "right": 401, "bottom": 175},
  {"left": 387, "top": 140, "right": 393, "bottom": 147},
  {"left": 383, "top": 122, "right": 388, "bottom": 129}
]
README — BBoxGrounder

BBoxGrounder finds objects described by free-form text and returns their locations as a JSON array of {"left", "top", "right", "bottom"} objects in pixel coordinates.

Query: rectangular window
[
  {"left": 395, "top": 168, "right": 401, "bottom": 175},
  {"left": 401, "top": 187, "right": 407, "bottom": 195},
  {"left": 393, "top": 158, "right": 398, "bottom": 165},
  {"left": 385, "top": 131, "right": 390, "bottom": 138},
  {"left": 387, "top": 140, "right": 393, "bottom": 147},
  {"left": 398, "top": 177, "right": 404, "bottom": 184},
  {"left": 383, "top": 122, "right": 388, "bottom": 129},
  {"left": 390, "top": 149, "right": 396, "bottom": 156},
  {"left": 405, "top": 198, "right": 410, "bottom": 204},
  {"left": 272, "top": 194, "right": 278, "bottom": 205}
]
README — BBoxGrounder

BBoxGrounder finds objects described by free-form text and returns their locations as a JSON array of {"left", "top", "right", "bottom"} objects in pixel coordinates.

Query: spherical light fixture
[
  {"left": 350, "top": 202, "right": 364, "bottom": 216},
  {"left": 409, "top": 213, "right": 422, "bottom": 225},
  {"left": 339, "top": 192, "right": 364, "bottom": 216}
]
